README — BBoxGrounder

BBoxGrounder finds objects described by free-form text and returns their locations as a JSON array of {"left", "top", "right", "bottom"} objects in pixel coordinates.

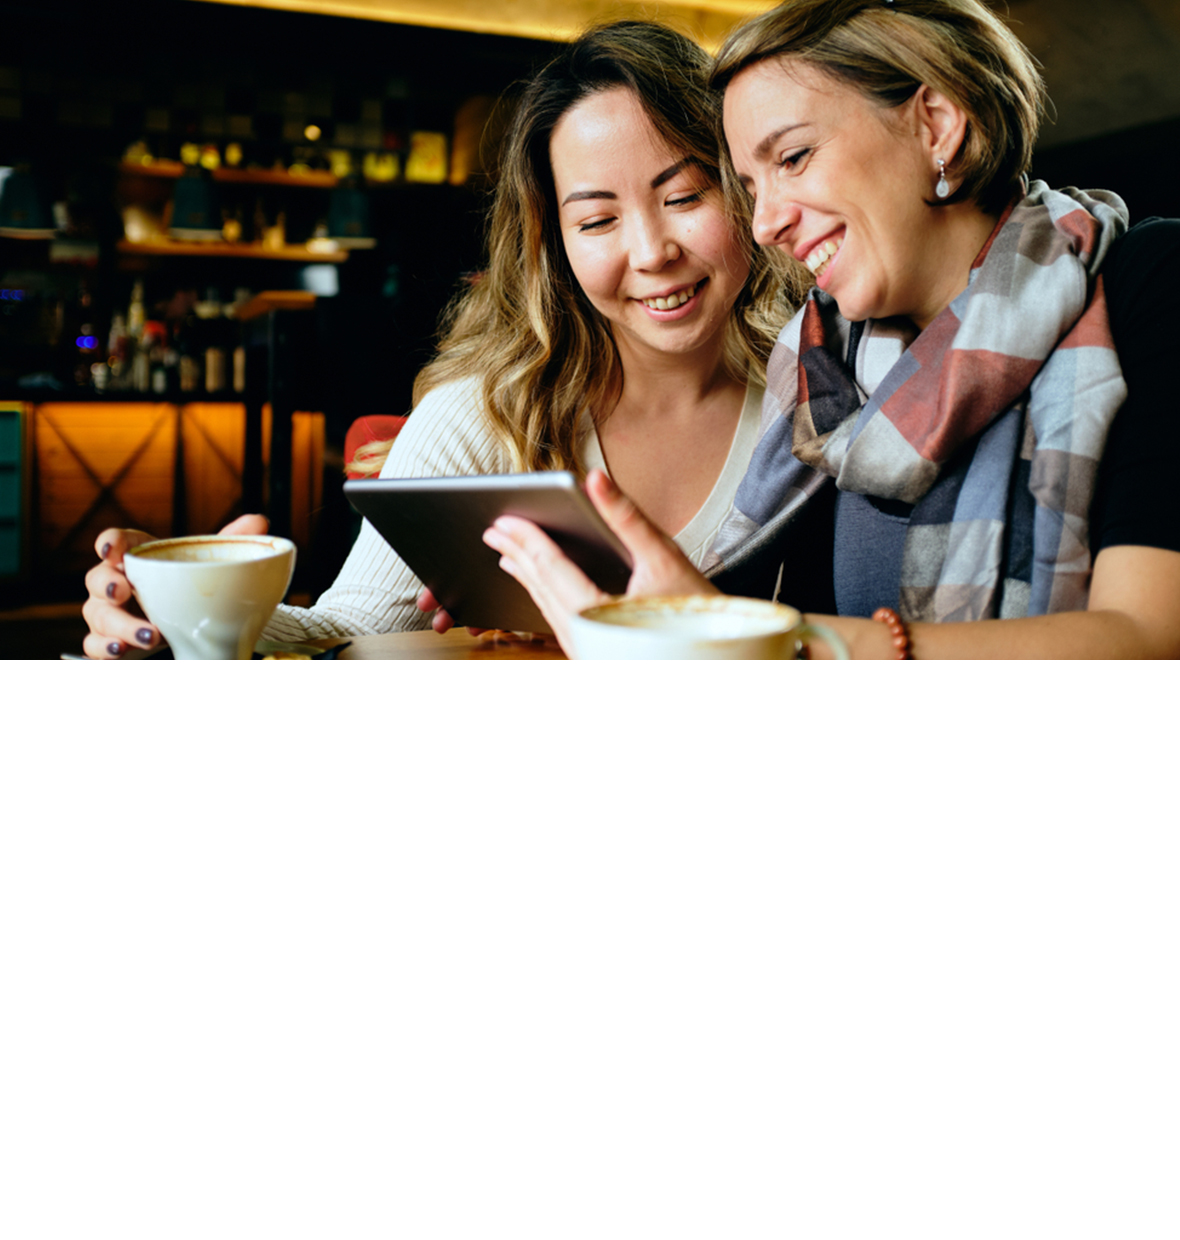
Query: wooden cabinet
[{"left": 29, "top": 401, "right": 323, "bottom": 577}]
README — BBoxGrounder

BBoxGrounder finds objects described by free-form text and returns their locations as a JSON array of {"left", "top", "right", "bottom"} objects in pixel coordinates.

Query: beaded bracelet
[{"left": 871, "top": 606, "right": 913, "bottom": 660}]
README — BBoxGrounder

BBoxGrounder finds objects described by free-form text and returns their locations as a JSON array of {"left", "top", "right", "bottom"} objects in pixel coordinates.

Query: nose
[
  {"left": 751, "top": 182, "right": 801, "bottom": 250},
  {"left": 629, "top": 213, "right": 680, "bottom": 271}
]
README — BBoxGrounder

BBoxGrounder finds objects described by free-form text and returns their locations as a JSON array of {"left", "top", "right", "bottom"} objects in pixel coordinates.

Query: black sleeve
[{"left": 1091, "top": 217, "right": 1180, "bottom": 554}]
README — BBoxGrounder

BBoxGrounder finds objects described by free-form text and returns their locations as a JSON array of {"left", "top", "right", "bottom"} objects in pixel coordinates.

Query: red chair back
[{"left": 344, "top": 414, "right": 408, "bottom": 478}]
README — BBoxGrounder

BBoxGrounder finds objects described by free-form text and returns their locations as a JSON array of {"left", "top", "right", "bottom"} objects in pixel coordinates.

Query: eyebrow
[
  {"left": 560, "top": 159, "right": 694, "bottom": 207},
  {"left": 752, "top": 123, "right": 810, "bottom": 162}
]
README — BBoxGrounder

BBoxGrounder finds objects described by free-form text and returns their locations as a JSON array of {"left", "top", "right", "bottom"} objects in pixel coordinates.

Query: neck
[
  {"left": 610, "top": 332, "right": 737, "bottom": 413},
  {"left": 910, "top": 201, "right": 1001, "bottom": 332}
]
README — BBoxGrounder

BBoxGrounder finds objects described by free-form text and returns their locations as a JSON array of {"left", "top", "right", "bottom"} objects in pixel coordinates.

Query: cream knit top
[{"left": 263, "top": 374, "right": 764, "bottom": 643}]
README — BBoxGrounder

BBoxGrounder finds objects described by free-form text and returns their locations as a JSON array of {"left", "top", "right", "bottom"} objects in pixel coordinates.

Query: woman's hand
[
  {"left": 81, "top": 514, "right": 268, "bottom": 659},
  {"left": 415, "top": 587, "right": 456, "bottom": 634},
  {"left": 482, "top": 468, "right": 717, "bottom": 652},
  {"left": 414, "top": 588, "right": 492, "bottom": 637}
]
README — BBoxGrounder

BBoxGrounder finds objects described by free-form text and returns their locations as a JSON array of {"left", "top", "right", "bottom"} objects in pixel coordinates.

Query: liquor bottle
[
  {"left": 229, "top": 288, "right": 250, "bottom": 393},
  {"left": 106, "top": 312, "right": 130, "bottom": 387},
  {"left": 147, "top": 322, "right": 169, "bottom": 395},
  {"left": 176, "top": 313, "right": 200, "bottom": 395},
  {"left": 127, "top": 280, "right": 146, "bottom": 341},
  {"left": 197, "top": 288, "right": 226, "bottom": 394},
  {"left": 131, "top": 331, "right": 151, "bottom": 393}
]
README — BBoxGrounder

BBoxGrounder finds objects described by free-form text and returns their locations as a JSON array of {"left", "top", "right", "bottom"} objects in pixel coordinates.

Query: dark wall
[{"left": 1032, "top": 116, "right": 1180, "bottom": 226}]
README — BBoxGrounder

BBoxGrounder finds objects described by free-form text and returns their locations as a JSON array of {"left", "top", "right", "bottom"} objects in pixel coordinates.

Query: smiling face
[
  {"left": 550, "top": 87, "right": 749, "bottom": 370},
  {"left": 724, "top": 58, "right": 959, "bottom": 329}
]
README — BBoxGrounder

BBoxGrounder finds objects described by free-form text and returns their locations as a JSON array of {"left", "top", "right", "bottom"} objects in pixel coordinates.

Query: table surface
[{"left": 328, "top": 629, "right": 566, "bottom": 660}]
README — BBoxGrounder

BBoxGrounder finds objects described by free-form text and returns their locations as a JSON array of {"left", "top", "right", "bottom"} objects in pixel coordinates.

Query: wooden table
[{"left": 327, "top": 629, "right": 566, "bottom": 660}]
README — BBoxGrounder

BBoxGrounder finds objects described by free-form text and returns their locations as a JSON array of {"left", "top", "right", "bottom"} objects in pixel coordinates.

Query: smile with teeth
[
  {"left": 640, "top": 280, "right": 701, "bottom": 311},
  {"left": 804, "top": 236, "right": 842, "bottom": 277}
]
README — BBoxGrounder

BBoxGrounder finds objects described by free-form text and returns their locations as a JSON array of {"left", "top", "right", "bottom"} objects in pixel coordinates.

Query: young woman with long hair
[{"left": 82, "top": 20, "right": 804, "bottom": 656}]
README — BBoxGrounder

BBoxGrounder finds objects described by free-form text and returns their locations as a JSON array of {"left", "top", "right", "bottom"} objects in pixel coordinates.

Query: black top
[{"left": 1090, "top": 217, "right": 1180, "bottom": 554}]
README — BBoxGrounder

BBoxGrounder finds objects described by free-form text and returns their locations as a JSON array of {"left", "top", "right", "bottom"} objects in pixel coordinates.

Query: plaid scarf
[{"left": 703, "top": 182, "right": 1129, "bottom": 622}]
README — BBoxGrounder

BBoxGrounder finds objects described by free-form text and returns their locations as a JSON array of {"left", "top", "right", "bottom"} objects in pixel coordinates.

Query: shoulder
[
  {"left": 1103, "top": 218, "right": 1180, "bottom": 335},
  {"left": 410, "top": 375, "right": 486, "bottom": 421},
  {"left": 378, "top": 374, "right": 508, "bottom": 478}
]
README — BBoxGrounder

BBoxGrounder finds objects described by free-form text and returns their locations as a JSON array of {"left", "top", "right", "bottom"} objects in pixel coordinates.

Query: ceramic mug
[
  {"left": 123, "top": 534, "right": 297, "bottom": 660},
  {"left": 566, "top": 594, "right": 849, "bottom": 660}
]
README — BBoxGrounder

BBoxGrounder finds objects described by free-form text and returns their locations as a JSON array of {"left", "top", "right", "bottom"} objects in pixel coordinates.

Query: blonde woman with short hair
[{"left": 488, "top": 0, "right": 1180, "bottom": 659}]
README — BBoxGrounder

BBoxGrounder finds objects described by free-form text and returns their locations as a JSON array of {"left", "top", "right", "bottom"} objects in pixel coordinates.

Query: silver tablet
[{"left": 344, "top": 472, "right": 634, "bottom": 633}]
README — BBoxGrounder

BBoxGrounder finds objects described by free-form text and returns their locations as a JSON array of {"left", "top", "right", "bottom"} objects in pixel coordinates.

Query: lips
[
  {"left": 799, "top": 231, "right": 843, "bottom": 280},
  {"left": 637, "top": 278, "right": 704, "bottom": 311}
]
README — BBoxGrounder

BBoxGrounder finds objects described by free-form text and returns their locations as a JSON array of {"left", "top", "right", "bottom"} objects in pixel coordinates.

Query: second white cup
[{"left": 567, "top": 594, "right": 849, "bottom": 660}]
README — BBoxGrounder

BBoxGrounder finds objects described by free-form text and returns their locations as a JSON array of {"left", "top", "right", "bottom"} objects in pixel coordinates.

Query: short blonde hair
[{"left": 711, "top": 0, "right": 1047, "bottom": 216}]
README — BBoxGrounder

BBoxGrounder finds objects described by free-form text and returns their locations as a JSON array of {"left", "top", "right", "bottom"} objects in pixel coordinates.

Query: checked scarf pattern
[{"left": 703, "top": 182, "right": 1130, "bottom": 622}]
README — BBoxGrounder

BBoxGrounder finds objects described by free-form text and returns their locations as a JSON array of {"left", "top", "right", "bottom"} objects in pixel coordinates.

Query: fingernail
[
  {"left": 101, "top": 542, "right": 112, "bottom": 559},
  {"left": 136, "top": 628, "right": 154, "bottom": 646},
  {"left": 107, "top": 640, "right": 123, "bottom": 657},
  {"left": 106, "top": 581, "right": 117, "bottom": 598}
]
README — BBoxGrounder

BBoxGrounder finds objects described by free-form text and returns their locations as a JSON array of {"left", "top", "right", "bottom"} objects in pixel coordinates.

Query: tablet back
[{"left": 345, "top": 473, "right": 633, "bottom": 633}]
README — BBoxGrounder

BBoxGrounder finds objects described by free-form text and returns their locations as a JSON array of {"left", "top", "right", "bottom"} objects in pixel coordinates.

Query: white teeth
[
  {"left": 642, "top": 281, "right": 698, "bottom": 310},
  {"left": 804, "top": 238, "right": 841, "bottom": 275}
]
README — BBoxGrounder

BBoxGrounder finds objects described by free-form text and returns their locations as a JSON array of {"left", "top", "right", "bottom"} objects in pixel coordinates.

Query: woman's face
[
  {"left": 723, "top": 58, "right": 948, "bottom": 328},
  {"left": 549, "top": 87, "right": 749, "bottom": 368}
]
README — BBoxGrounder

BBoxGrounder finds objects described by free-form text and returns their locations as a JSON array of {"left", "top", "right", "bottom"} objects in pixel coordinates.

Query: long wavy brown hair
[{"left": 352, "top": 21, "right": 806, "bottom": 478}]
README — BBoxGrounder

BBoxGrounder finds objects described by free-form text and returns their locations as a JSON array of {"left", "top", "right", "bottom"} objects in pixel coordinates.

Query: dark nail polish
[
  {"left": 107, "top": 641, "right": 123, "bottom": 657},
  {"left": 101, "top": 542, "right": 112, "bottom": 559},
  {"left": 106, "top": 581, "right": 117, "bottom": 598},
  {"left": 136, "top": 628, "right": 154, "bottom": 646}
]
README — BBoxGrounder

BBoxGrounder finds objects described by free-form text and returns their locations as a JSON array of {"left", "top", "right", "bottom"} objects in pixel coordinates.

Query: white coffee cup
[
  {"left": 566, "top": 594, "right": 849, "bottom": 660},
  {"left": 123, "top": 534, "right": 297, "bottom": 660}
]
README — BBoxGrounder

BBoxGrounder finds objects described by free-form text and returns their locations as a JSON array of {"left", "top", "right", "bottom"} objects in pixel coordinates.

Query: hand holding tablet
[{"left": 344, "top": 472, "right": 633, "bottom": 634}]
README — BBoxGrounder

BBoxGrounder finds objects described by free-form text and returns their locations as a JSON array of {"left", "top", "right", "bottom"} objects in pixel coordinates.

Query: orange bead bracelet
[{"left": 871, "top": 606, "right": 913, "bottom": 660}]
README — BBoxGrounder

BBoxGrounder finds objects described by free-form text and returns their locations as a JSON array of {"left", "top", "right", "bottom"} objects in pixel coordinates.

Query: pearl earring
[{"left": 935, "top": 157, "right": 950, "bottom": 199}]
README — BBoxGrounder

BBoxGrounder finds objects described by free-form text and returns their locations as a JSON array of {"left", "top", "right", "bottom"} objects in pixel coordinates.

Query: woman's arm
[
  {"left": 491, "top": 470, "right": 1180, "bottom": 658},
  {"left": 263, "top": 378, "right": 511, "bottom": 643},
  {"left": 805, "top": 544, "right": 1180, "bottom": 659}
]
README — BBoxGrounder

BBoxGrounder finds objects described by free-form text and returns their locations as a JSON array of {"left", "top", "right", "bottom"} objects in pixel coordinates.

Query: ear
[{"left": 910, "top": 84, "right": 969, "bottom": 168}]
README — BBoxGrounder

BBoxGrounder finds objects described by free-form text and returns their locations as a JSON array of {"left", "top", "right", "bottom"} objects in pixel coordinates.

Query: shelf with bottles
[
  {"left": 119, "top": 136, "right": 426, "bottom": 192},
  {"left": 92, "top": 281, "right": 254, "bottom": 401},
  {"left": 117, "top": 139, "right": 391, "bottom": 260}
]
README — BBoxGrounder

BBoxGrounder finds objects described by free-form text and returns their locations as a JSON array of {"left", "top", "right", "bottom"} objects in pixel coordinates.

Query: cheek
[
  {"left": 715, "top": 233, "right": 751, "bottom": 285},
  {"left": 562, "top": 240, "right": 608, "bottom": 299},
  {"left": 695, "top": 216, "right": 748, "bottom": 278}
]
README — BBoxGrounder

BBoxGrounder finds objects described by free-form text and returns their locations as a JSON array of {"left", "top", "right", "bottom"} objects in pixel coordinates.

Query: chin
[{"left": 830, "top": 294, "right": 877, "bottom": 325}]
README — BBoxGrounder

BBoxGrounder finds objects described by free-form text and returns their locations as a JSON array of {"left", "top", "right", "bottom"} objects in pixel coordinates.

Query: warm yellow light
[
  {"left": 304, "top": 124, "right": 322, "bottom": 141},
  {"left": 404, "top": 132, "right": 447, "bottom": 184},
  {"left": 183, "top": 1, "right": 763, "bottom": 54}
]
